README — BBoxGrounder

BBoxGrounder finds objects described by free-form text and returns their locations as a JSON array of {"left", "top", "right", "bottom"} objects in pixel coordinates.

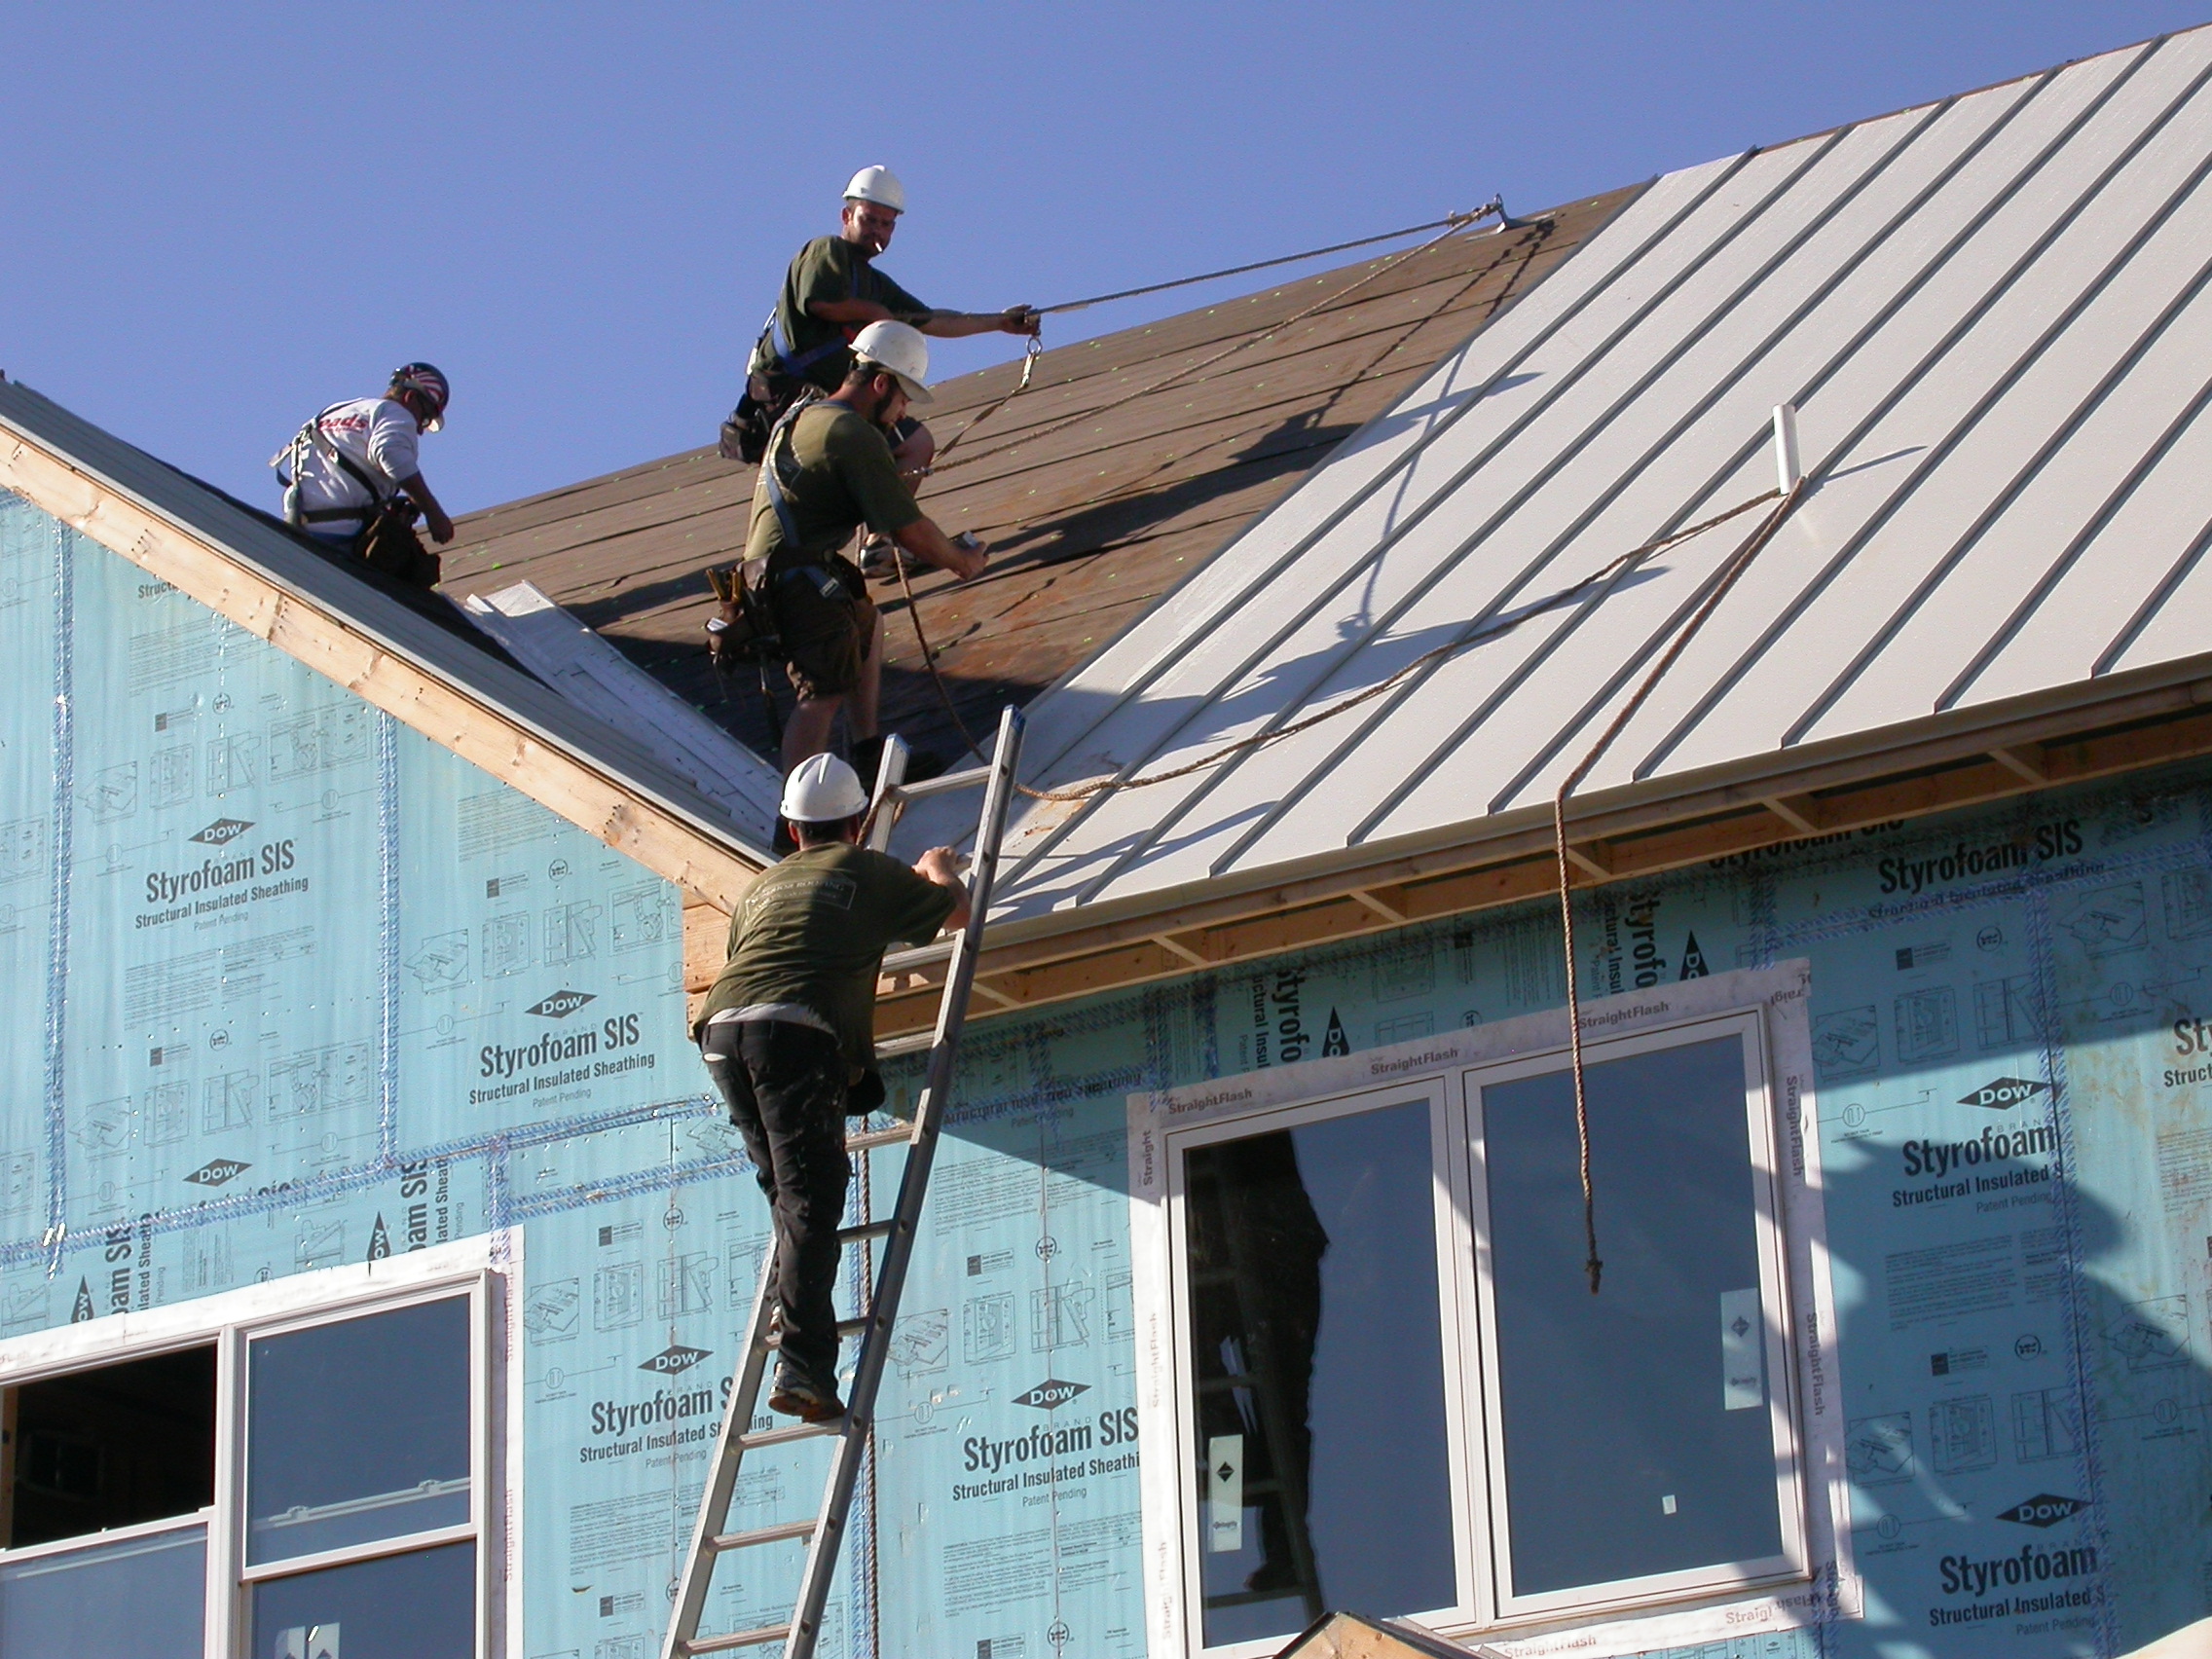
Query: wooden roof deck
[{"left": 439, "top": 186, "right": 1641, "bottom": 766}]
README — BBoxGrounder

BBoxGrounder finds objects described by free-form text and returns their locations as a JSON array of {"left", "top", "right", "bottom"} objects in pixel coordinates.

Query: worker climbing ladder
[{"left": 661, "top": 707, "right": 1025, "bottom": 1659}]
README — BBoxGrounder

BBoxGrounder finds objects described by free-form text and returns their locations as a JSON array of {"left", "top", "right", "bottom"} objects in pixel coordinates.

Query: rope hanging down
[{"left": 1551, "top": 463, "right": 1810, "bottom": 1296}]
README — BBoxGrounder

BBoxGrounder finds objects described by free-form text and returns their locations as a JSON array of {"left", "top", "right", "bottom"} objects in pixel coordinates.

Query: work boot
[
  {"left": 768, "top": 1361, "right": 846, "bottom": 1423},
  {"left": 859, "top": 535, "right": 927, "bottom": 580}
]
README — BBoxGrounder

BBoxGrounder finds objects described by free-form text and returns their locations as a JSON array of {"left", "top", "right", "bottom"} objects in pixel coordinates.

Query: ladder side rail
[
  {"left": 780, "top": 707, "right": 1025, "bottom": 1658},
  {"left": 663, "top": 1247, "right": 784, "bottom": 1658},
  {"left": 863, "top": 738, "right": 910, "bottom": 852}
]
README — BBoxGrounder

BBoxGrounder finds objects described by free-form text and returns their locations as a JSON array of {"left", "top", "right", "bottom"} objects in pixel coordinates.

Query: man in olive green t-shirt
[
  {"left": 695, "top": 754, "right": 971, "bottom": 1420},
  {"left": 748, "top": 166, "right": 1039, "bottom": 483},
  {"left": 739, "top": 321, "right": 987, "bottom": 778}
]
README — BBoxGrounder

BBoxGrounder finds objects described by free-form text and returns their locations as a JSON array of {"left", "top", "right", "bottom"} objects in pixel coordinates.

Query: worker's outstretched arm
[
  {"left": 891, "top": 517, "right": 987, "bottom": 580},
  {"left": 915, "top": 307, "right": 1040, "bottom": 340},
  {"left": 808, "top": 297, "right": 906, "bottom": 327},
  {"left": 398, "top": 473, "right": 456, "bottom": 544},
  {"left": 914, "top": 848, "right": 973, "bottom": 932}
]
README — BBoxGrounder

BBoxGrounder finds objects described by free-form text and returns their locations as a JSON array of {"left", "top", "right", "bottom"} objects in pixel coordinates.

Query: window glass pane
[
  {"left": 1480, "top": 1033, "right": 1783, "bottom": 1597},
  {"left": 250, "top": 1540, "right": 474, "bottom": 1659},
  {"left": 247, "top": 1298, "right": 470, "bottom": 1564},
  {"left": 1184, "top": 1099, "right": 1456, "bottom": 1648},
  {"left": 4, "top": 1345, "right": 215, "bottom": 1547},
  {"left": 0, "top": 1522, "right": 205, "bottom": 1658}
]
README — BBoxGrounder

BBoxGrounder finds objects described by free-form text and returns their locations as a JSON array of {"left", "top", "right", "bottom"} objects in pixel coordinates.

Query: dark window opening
[{"left": 3, "top": 1346, "right": 216, "bottom": 1550}]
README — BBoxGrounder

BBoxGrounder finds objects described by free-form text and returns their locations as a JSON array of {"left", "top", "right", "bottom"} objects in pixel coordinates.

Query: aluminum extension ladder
[{"left": 662, "top": 706, "right": 1025, "bottom": 1659}]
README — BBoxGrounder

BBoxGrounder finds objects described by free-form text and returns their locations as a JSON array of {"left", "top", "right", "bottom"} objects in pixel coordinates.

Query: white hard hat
[
  {"left": 780, "top": 754, "right": 869, "bottom": 825},
  {"left": 843, "top": 166, "right": 905, "bottom": 213},
  {"left": 848, "top": 320, "right": 933, "bottom": 405}
]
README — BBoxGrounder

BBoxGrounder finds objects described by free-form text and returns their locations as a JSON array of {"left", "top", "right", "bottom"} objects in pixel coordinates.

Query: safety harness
[
  {"left": 270, "top": 403, "right": 441, "bottom": 587},
  {"left": 721, "top": 249, "right": 866, "bottom": 462},
  {"left": 273, "top": 404, "right": 392, "bottom": 529}
]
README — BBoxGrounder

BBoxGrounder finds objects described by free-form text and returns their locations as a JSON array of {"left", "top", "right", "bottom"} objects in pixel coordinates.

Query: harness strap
[
  {"left": 765, "top": 248, "right": 866, "bottom": 377},
  {"left": 276, "top": 403, "right": 398, "bottom": 530}
]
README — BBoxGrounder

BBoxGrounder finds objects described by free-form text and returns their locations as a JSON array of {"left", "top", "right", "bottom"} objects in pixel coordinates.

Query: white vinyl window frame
[
  {"left": 1458, "top": 1009, "right": 1808, "bottom": 1622},
  {"left": 0, "top": 1236, "right": 504, "bottom": 1659},
  {"left": 1162, "top": 1079, "right": 1481, "bottom": 1645},
  {"left": 1131, "top": 969, "right": 1839, "bottom": 1659}
]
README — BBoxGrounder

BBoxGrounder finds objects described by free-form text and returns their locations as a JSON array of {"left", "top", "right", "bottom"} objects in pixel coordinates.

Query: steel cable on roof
[
  {"left": 926, "top": 202, "right": 1507, "bottom": 475},
  {"left": 892, "top": 486, "right": 1785, "bottom": 802}
]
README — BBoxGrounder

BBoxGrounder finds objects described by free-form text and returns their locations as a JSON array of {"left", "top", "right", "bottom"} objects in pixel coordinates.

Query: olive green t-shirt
[
  {"left": 752, "top": 236, "right": 931, "bottom": 393},
  {"left": 743, "top": 401, "right": 925, "bottom": 571},
  {"left": 699, "top": 843, "right": 958, "bottom": 1069}
]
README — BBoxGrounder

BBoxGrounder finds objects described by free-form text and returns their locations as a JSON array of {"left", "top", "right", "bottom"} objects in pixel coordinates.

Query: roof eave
[{"left": 866, "top": 646, "right": 2212, "bottom": 1042}]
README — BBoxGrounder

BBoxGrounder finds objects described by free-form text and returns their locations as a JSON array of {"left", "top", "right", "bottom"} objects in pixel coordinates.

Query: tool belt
[
  {"left": 357, "top": 498, "right": 442, "bottom": 588},
  {"left": 704, "top": 560, "right": 779, "bottom": 670}
]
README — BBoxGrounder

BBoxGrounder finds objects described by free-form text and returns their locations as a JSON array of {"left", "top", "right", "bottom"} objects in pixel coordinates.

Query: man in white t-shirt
[{"left": 278, "top": 363, "right": 457, "bottom": 547}]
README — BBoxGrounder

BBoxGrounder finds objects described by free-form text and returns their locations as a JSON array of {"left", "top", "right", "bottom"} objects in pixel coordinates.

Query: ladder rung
[
  {"left": 892, "top": 764, "right": 992, "bottom": 799},
  {"left": 736, "top": 1419, "right": 845, "bottom": 1451},
  {"left": 680, "top": 1622, "right": 792, "bottom": 1654},
  {"left": 880, "top": 938, "right": 955, "bottom": 974},
  {"left": 843, "top": 1123, "right": 915, "bottom": 1153},
  {"left": 837, "top": 1219, "right": 895, "bottom": 1244},
  {"left": 712, "top": 1518, "right": 817, "bottom": 1552},
  {"left": 872, "top": 1030, "right": 935, "bottom": 1058},
  {"left": 762, "top": 1315, "right": 871, "bottom": 1350}
]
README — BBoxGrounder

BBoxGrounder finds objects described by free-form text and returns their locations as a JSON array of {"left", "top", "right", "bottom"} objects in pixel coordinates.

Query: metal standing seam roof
[{"left": 979, "top": 25, "right": 2212, "bottom": 925}]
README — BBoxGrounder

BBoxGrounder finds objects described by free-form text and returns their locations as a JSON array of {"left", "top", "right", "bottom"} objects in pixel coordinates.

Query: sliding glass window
[{"left": 1165, "top": 1008, "right": 1805, "bottom": 1655}]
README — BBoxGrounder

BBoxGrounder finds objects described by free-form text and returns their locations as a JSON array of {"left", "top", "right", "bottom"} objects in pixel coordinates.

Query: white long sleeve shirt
[{"left": 292, "top": 397, "right": 421, "bottom": 535}]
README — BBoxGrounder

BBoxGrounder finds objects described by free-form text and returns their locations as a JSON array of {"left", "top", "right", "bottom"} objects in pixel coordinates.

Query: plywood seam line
[
  {"left": 927, "top": 203, "right": 1507, "bottom": 475},
  {"left": 1552, "top": 456, "right": 1810, "bottom": 1297},
  {"left": 899, "top": 487, "right": 1785, "bottom": 806}
]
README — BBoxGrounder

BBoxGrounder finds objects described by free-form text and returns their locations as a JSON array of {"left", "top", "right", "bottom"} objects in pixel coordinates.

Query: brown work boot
[{"left": 768, "top": 1362, "right": 846, "bottom": 1423}]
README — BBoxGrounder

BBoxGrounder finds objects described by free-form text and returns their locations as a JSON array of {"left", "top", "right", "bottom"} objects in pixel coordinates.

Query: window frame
[
  {"left": 1132, "top": 971, "right": 1840, "bottom": 1659},
  {"left": 1457, "top": 1009, "right": 1808, "bottom": 1622},
  {"left": 1163, "top": 1079, "right": 1480, "bottom": 1644},
  {"left": 0, "top": 1237, "right": 501, "bottom": 1659}
]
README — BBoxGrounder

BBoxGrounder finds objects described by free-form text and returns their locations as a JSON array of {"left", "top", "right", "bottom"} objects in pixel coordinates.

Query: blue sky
[{"left": 3, "top": 2, "right": 2205, "bottom": 514}]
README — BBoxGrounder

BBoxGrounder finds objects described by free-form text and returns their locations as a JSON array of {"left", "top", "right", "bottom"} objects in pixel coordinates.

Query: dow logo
[
  {"left": 641, "top": 1345, "right": 711, "bottom": 1376},
  {"left": 183, "top": 1159, "right": 250, "bottom": 1188},
  {"left": 189, "top": 818, "right": 254, "bottom": 847},
  {"left": 1959, "top": 1076, "right": 2050, "bottom": 1111},
  {"left": 528, "top": 989, "right": 597, "bottom": 1019},
  {"left": 1999, "top": 1493, "right": 2086, "bottom": 1529},
  {"left": 1014, "top": 1378, "right": 1089, "bottom": 1411}
]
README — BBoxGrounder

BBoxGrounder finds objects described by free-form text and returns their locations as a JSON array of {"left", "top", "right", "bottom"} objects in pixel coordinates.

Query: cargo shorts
[{"left": 767, "top": 555, "right": 877, "bottom": 700}]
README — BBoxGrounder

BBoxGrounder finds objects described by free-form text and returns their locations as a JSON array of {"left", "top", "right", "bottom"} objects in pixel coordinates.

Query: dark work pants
[{"left": 699, "top": 1020, "right": 850, "bottom": 1383}]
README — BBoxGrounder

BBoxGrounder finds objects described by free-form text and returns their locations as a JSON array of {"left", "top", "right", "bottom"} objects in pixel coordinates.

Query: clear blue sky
[{"left": 4, "top": 2, "right": 2204, "bottom": 515}]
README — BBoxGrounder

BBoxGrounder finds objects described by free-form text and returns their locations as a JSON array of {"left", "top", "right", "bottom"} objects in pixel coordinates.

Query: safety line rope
[
  {"left": 898, "top": 488, "right": 1785, "bottom": 802},
  {"left": 1550, "top": 474, "right": 1808, "bottom": 1295},
  {"left": 930, "top": 204, "right": 1505, "bottom": 475},
  {"left": 940, "top": 218, "right": 1559, "bottom": 563},
  {"left": 1032, "top": 199, "right": 1507, "bottom": 316}
]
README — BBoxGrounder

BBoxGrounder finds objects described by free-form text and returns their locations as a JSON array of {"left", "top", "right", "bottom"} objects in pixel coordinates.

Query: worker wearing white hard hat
[
  {"left": 727, "top": 165, "right": 1040, "bottom": 489},
  {"left": 693, "top": 752, "right": 971, "bottom": 1421},
  {"left": 729, "top": 318, "right": 989, "bottom": 790}
]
